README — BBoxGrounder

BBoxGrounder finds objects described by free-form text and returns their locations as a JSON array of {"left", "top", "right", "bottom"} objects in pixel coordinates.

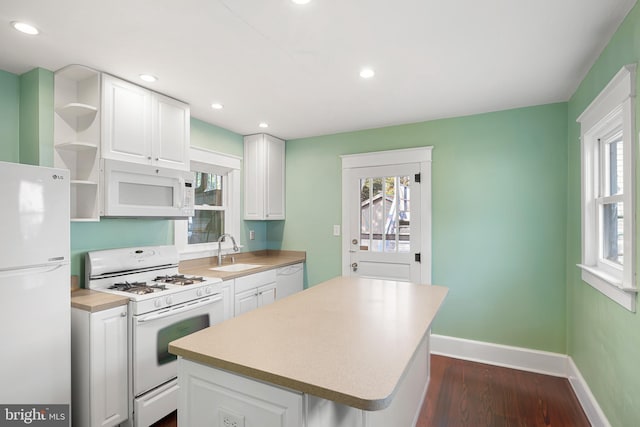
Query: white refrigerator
[{"left": 0, "top": 161, "right": 71, "bottom": 406}]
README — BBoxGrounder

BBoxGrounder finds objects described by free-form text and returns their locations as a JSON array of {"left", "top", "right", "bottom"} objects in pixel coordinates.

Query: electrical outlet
[
  {"left": 333, "top": 224, "right": 341, "bottom": 236},
  {"left": 219, "top": 409, "right": 245, "bottom": 427},
  {"left": 249, "top": 230, "right": 255, "bottom": 240}
]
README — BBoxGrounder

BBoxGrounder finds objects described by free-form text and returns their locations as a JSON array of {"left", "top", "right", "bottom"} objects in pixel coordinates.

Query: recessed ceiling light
[
  {"left": 11, "top": 21, "right": 39, "bottom": 35},
  {"left": 359, "top": 68, "right": 375, "bottom": 79},
  {"left": 211, "top": 103, "right": 224, "bottom": 110},
  {"left": 259, "top": 122, "right": 269, "bottom": 129},
  {"left": 292, "top": 0, "right": 311, "bottom": 4},
  {"left": 139, "top": 74, "right": 158, "bottom": 82}
]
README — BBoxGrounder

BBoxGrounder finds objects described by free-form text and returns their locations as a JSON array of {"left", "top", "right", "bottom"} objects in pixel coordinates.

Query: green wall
[
  {"left": 19, "top": 68, "right": 53, "bottom": 167},
  {"left": 0, "top": 70, "right": 20, "bottom": 162},
  {"left": 566, "top": 3, "right": 640, "bottom": 425},
  {"left": 279, "top": 103, "right": 568, "bottom": 353}
]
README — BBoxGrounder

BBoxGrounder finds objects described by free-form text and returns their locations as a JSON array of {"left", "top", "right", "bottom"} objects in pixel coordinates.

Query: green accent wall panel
[
  {"left": 566, "top": 2, "right": 640, "bottom": 426},
  {"left": 0, "top": 69, "right": 20, "bottom": 162},
  {"left": 19, "top": 68, "right": 54, "bottom": 167},
  {"left": 282, "top": 103, "right": 568, "bottom": 354}
]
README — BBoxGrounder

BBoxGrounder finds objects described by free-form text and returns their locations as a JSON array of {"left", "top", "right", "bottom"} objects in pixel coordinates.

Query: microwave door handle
[
  {"left": 177, "top": 177, "right": 185, "bottom": 208},
  {"left": 137, "top": 294, "right": 223, "bottom": 323}
]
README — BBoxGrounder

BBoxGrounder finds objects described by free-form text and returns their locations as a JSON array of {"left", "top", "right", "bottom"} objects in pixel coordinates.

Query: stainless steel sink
[{"left": 208, "top": 263, "right": 262, "bottom": 272}]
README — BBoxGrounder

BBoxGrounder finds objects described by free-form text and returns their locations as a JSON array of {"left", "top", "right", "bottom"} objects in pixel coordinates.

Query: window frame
[
  {"left": 175, "top": 146, "right": 241, "bottom": 260},
  {"left": 577, "top": 64, "right": 637, "bottom": 312}
]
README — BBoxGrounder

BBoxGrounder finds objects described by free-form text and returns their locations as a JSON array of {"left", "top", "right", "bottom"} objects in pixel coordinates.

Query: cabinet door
[
  {"left": 152, "top": 93, "right": 190, "bottom": 170},
  {"left": 243, "top": 134, "right": 266, "bottom": 220},
  {"left": 264, "top": 134, "right": 285, "bottom": 219},
  {"left": 258, "top": 283, "right": 277, "bottom": 308},
  {"left": 90, "top": 306, "right": 128, "bottom": 427},
  {"left": 235, "top": 288, "right": 259, "bottom": 316},
  {"left": 102, "top": 75, "right": 152, "bottom": 164}
]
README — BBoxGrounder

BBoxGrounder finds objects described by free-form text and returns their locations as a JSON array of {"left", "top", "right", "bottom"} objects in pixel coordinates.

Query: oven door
[{"left": 133, "top": 294, "right": 224, "bottom": 396}]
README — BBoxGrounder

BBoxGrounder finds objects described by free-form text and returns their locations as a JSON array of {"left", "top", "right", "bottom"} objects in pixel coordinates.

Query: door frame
[{"left": 340, "top": 147, "right": 433, "bottom": 284}]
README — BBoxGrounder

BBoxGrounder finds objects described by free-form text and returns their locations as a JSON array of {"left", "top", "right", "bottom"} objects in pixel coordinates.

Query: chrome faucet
[{"left": 217, "top": 233, "right": 239, "bottom": 265}]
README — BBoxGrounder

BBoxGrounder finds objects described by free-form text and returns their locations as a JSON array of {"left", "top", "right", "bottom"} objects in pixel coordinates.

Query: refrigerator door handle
[{"left": 0, "top": 263, "right": 67, "bottom": 278}]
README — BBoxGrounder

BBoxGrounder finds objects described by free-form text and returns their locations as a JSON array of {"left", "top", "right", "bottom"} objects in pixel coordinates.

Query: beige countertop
[
  {"left": 70, "top": 289, "right": 129, "bottom": 312},
  {"left": 169, "top": 276, "right": 448, "bottom": 411},
  {"left": 178, "top": 250, "right": 306, "bottom": 280},
  {"left": 71, "top": 250, "right": 306, "bottom": 312}
]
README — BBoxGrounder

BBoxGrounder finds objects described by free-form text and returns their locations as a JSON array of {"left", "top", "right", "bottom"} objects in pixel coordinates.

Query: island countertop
[{"left": 169, "top": 276, "right": 447, "bottom": 411}]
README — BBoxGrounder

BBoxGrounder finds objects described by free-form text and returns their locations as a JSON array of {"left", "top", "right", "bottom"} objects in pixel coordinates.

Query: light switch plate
[
  {"left": 249, "top": 230, "right": 255, "bottom": 240},
  {"left": 333, "top": 225, "right": 341, "bottom": 236}
]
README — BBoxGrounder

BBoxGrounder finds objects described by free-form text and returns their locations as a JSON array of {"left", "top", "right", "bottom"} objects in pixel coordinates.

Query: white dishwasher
[{"left": 276, "top": 263, "right": 304, "bottom": 300}]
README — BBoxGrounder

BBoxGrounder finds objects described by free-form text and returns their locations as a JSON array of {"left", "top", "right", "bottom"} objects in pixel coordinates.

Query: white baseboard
[
  {"left": 567, "top": 357, "right": 611, "bottom": 427},
  {"left": 430, "top": 334, "right": 609, "bottom": 426}
]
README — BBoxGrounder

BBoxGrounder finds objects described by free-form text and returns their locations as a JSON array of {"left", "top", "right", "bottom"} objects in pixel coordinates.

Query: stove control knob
[
  {"left": 154, "top": 299, "right": 161, "bottom": 308},
  {"left": 165, "top": 296, "right": 173, "bottom": 305},
  {"left": 196, "top": 288, "right": 203, "bottom": 297},
  {"left": 205, "top": 286, "right": 212, "bottom": 294}
]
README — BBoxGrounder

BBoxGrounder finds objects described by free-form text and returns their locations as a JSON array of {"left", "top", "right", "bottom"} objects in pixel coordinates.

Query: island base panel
[{"left": 177, "top": 334, "right": 430, "bottom": 427}]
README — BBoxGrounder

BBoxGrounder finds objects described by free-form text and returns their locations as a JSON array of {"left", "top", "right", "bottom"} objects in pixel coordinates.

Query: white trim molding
[
  {"left": 431, "top": 334, "right": 610, "bottom": 427},
  {"left": 577, "top": 63, "right": 637, "bottom": 312}
]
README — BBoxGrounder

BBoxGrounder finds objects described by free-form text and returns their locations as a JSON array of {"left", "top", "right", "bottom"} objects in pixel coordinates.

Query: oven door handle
[{"left": 136, "top": 294, "right": 223, "bottom": 323}]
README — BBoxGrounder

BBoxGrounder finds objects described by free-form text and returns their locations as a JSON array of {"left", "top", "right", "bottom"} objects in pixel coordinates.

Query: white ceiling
[{"left": 0, "top": 0, "right": 636, "bottom": 140}]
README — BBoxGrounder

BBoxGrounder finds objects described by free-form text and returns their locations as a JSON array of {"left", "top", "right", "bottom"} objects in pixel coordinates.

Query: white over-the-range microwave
[{"left": 101, "top": 158, "right": 195, "bottom": 218}]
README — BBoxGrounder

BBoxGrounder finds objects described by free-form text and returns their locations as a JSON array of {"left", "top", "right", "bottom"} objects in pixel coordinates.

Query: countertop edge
[{"left": 169, "top": 281, "right": 448, "bottom": 411}]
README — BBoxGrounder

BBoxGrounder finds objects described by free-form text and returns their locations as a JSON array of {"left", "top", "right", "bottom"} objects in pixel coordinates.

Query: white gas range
[{"left": 86, "top": 245, "right": 225, "bottom": 427}]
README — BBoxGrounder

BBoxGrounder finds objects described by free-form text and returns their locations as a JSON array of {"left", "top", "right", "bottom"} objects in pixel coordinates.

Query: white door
[
  {"left": 341, "top": 147, "right": 433, "bottom": 284},
  {"left": 345, "top": 164, "right": 421, "bottom": 282}
]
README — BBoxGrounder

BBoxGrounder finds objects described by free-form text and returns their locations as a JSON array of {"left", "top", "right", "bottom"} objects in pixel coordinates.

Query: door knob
[
  {"left": 351, "top": 262, "right": 358, "bottom": 272},
  {"left": 352, "top": 239, "right": 358, "bottom": 245}
]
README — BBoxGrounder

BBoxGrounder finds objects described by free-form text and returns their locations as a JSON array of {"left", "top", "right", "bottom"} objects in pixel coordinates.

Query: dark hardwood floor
[
  {"left": 418, "top": 355, "right": 589, "bottom": 427},
  {"left": 151, "top": 355, "right": 589, "bottom": 426}
]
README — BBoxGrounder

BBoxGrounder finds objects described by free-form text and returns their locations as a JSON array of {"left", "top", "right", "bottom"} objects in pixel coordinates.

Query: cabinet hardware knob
[{"left": 120, "top": 312, "right": 127, "bottom": 317}]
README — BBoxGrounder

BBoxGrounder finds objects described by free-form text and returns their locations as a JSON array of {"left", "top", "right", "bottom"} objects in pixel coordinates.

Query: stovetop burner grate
[
  {"left": 152, "top": 274, "right": 205, "bottom": 286},
  {"left": 109, "top": 281, "right": 168, "bottom": 295}
]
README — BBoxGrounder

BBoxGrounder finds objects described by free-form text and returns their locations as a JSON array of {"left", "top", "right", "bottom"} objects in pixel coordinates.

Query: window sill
[
  {"left": 577, "top": 264, "right": 637, "bottom": 312},
  {"left": 179, "top": 244, "right": 244, "bottom": 261}
]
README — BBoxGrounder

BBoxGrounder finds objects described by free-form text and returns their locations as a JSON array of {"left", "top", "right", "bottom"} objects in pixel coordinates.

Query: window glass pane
[
  {"left": 603, "top": 133, "right": 623, "bottom": 196},
  {"left": 188, "top": 210, "right": 225, "bottom": 244},
  {"left": 602, "top": 202, "right": 623, "bottom": 265},
  {"left": 194, "top": 172, "right": 223, "bottom": 206}
]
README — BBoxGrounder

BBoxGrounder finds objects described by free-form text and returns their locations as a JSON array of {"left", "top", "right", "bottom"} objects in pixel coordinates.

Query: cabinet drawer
[{"left": 235, "top": 270, "right": 277, "bottom": 294}]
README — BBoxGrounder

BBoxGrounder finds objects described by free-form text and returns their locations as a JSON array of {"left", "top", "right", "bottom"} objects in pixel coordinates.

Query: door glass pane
[
  {"left": 188, "top": 210, "right": 225, "bottom": 244},
  {"left": 602, "top": 202, "right": 623, "bottom": 265},
  {"left": 359, "top": 175, "right": 412, "bottom": 253},
  {"left": 398, "top": 176, "right": 411, "bottom": 253},
  {"left": 360, "top": 178, "right": 371, "bottom": 251}
]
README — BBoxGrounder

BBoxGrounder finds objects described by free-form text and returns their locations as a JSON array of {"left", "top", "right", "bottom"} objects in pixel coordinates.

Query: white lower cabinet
[
  {"left": 71, "top": 305, "right": 128, "bottom": 427},
  {"left": 234, "top": 270, "right": 277, "bottom": 316},
  {"left": 177, "top": 358, "right": 303, "bottom": 427}
]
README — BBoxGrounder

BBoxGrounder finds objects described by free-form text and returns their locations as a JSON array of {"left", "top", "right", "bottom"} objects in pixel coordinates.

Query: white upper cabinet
[
  {"left": 102, "top": 74, "right": 189, "bottom": 170},
  {"left": 152, "top": 93, "right": 190, "bottom": 170},
  {"left": 244, "top": 133, "right": 285, "bottom": 220}
]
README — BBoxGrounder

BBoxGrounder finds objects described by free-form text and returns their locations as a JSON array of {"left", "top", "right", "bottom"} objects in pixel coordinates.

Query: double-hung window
[
  {"left": 577, "top": 64, "right": 636, "bottom": 311},
  {"left": 175, "top": 147, "right": 241, "bottom": 258}
]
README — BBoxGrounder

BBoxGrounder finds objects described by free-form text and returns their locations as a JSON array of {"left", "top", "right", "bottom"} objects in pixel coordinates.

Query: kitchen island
[{"left": 169, "top": 276, "right": 448, "bottom": 427}]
